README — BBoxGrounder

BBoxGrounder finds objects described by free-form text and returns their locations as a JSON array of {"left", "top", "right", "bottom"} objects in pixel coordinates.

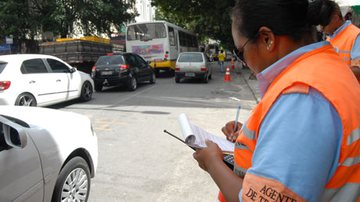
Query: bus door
[{"left": 168, "top": 26, "right": 178, "bottom": 61}]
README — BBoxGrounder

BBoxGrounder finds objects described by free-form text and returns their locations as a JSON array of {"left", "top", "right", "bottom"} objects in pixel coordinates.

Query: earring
[{"left": 267, "top": 41, "right": 273, "bottom": 50}]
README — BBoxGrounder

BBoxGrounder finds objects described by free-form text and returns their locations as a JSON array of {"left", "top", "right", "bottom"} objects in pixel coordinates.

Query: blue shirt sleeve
[
  {"left": 246, "top": 88, "right": 342, "bottom": 202},
  {"left": 351, "top": 35, "right": 360, "bottom": 60}
]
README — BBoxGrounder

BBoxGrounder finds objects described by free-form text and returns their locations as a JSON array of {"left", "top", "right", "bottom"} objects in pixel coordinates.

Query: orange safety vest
[
  {"left": 330, "top": 23, "right": 360, "bottom": 83},
  {"left": 330, "top": 23, "right": 360, "bottom": 66},
  {"left": 219, "top": 44, "right": 360, "bottom": 202}
]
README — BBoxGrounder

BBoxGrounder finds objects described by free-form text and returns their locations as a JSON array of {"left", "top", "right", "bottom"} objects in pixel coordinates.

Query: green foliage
[
  {"left": 152, "top": 0, "right": 236, "bottom": 49},
  {"left": 0, "top": 0, "right": 40, "bottom": 41},
  {"left": 0, "top": 0, "right": 137, "bottom": 41}
]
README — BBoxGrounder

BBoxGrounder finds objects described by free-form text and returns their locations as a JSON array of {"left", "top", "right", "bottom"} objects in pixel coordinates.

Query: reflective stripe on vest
[
  {"left": 348, "top": 127, "right": 360, "bottom": 145},
  {"left": 233, "top": 44, "right": 360, "bottom": 201},
  {"left": 320, "top": 183, "right": 360, "bottom": 202},
  {"left": 330, "top": 23, "right": 360, "bottom": 66}
]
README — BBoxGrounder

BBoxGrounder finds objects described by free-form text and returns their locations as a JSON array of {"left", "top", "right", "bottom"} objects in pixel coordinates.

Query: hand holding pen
[{"left": 222, "top": 106, "right": 242, "bottom": 142}]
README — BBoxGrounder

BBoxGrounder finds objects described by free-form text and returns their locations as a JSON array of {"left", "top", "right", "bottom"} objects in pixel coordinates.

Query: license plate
[
  {"left": 185, "top": 72, "right": 195, "bottom": 77},
  {"left": 101, "top": 71, "right": 113, "bottom": 75}
]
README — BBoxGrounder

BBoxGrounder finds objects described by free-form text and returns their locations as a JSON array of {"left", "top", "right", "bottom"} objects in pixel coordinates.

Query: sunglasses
[
  {"left": 235, "top": 33, "right": 259, "bottom": 67},
  {"left": 235, "top": 38, "right": 251, "bottom": 66}
]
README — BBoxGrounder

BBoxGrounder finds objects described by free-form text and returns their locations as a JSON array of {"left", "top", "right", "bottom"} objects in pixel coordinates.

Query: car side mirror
[
  {"left": 70, "top": 68, "right": 77, "bottom": 73},
  {"left": 0, "top": 116, "right": 27, "bottom": 149}
]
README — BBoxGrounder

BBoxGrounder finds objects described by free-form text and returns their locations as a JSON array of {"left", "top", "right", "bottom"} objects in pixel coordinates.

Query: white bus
[{"left": 125, "top": 21, "right": 199, "bottom": 74}]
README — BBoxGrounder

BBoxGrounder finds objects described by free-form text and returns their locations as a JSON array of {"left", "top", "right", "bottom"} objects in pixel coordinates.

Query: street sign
[{"left": 5, "top": 37, "right": 13, "bottom": 44}]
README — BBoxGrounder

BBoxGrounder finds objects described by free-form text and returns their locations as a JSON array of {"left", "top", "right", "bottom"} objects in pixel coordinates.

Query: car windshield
[
  {"left": 0, "top": 62, "right": 7, "bottom": 73},
  {"left": 178, "top": 53, "right": 203, "bottom": 62},
  {"left": 96, "top": 56, "right": 124, "bottom": 65}
]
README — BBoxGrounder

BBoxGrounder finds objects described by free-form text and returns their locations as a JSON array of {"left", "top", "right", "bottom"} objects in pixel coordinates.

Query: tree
[
  {"left": 48, "top": 0, "right": 138, "bottom": 38},
  {"left": 151, "top": 0, "right": 236, "bottom": 49},
  {"left": 79, "top": 0, "right": 138, "bottom": 37},
  {"left": 0, "top": 0, "right": 43, "bottom": 52},
  {"left": 0, "top": 0, "right": 138, "bottom": 53}
]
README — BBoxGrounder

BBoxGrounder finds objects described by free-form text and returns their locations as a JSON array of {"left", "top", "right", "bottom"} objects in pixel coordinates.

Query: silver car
[
  {"left": 175, "top": 52, "right": 212, "bottom": 83},
  {"left": 0, "top": 106, "right": 98, "bottom": 202}
]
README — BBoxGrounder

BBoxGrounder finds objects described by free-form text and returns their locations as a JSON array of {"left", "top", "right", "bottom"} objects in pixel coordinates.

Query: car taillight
[
  {"left": 175, "top": 66, "right": 180, "bottom": 72},
  {"left": 91, "top": 66, "right": 96, "bottom": 77},
  {"left": 200, "top": 67, "right": 207, "bottom": 72},
  {"left": 119, "top": 64, "right": 129, "bottom": 70},
  {"left": 164, "top": 51, "right": 169, "bottom": 60},
  {"left": 0, "top": 81, "right": 11, "bottom": 90}
]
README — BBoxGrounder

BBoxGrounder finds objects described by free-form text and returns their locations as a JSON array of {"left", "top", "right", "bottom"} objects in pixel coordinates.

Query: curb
[{"left": 238, "top": 68, "right": 261, "bottom": 103}]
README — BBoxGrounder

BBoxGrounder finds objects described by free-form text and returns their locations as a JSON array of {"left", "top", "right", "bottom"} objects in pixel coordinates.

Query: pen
[{"left": 233, "top": 106, "right": 241, "bottom": 131}]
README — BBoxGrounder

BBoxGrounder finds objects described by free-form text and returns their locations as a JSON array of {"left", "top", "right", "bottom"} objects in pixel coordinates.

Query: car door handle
[
  {"left": 56, "top": 79, "right": 61, "bottom": 82},
  {"left": 29, "top": 80, "right": 36, "bottom": 84}
]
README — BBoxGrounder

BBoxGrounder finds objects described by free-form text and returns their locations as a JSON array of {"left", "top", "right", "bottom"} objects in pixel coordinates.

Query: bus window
[
  {"left": 127, "top": 23, "right": 166, "bottom": 41},
  {"left": 168, "top": 27, "right": 175, "bottom": 46}
]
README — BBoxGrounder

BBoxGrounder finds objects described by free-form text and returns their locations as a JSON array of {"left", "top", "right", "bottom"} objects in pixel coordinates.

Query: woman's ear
[{"left": 258, "top": 26, "right": 275, "bottom": 51}]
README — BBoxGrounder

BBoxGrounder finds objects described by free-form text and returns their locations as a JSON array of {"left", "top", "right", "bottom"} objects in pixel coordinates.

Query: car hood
[{"left": 0, "top": 106, "right": 98, "bottom": 179}]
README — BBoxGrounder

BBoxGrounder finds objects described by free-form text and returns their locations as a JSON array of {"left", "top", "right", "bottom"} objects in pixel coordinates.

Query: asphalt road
[{"left": 51, "top": 62, "right": 258, "bottom": 202}]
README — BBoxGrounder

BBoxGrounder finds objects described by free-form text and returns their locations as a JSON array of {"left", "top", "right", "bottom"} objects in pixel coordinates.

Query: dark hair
[
  {"left": 308, "top": 0, "right": 341, "bottom": 26},
  {"left": 232, "top": 0, "right": 322, "bottom": 42}
]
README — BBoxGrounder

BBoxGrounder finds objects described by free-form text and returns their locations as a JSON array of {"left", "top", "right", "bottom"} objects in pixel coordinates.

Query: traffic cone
[{"left": 224, "top": 66, "right": 231, "bottom": 82}]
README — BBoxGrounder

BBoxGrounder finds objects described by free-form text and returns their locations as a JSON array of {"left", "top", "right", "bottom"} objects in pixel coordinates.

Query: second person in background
[
  {"left": 218, "top": 50, "right": 226, "bottom": 72},
  {"left": 315, "top": 0, "right": 360, "bottom": 81}
]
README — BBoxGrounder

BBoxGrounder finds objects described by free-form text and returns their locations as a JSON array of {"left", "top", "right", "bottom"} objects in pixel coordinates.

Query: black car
[{"left": 91, "top": 53, "right": 156, "bottom": 91}]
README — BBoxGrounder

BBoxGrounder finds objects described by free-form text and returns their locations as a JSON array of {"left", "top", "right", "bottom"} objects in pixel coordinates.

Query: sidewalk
[{"left": 211, "top": 61, "right": 261, "bottom": 103}]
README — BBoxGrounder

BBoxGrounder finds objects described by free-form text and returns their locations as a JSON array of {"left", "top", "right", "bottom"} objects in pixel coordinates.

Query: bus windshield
[{"left": 127, "top": 23, "right": 167, "bottom": 41}]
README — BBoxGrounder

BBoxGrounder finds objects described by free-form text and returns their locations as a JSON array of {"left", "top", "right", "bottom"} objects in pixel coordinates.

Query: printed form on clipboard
[{"left": 178, "top": 113, "right": 235, "bottom": 153}]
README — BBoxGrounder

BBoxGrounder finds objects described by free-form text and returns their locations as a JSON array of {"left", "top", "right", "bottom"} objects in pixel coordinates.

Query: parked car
[
  {"left": 0, "top": 106, "right": 98, "bottom": 202},
  {"left": 91, "top": 53, "right": 156, "bottom": 92},
  {"left": 0, "top": 54, "right": 94, "bottom": 107},
  {"left": 175, "top": 52, "right": 212, "bottom": 83}
]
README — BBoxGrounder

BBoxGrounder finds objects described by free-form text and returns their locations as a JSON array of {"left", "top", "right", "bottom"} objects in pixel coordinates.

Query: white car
[
  {"left": 0, "top": 54, "right": 94, "bottom": 106},
  {"left": 0, "top": 106, "right": 98, "bottom": 202},
  {"left": 175, "top": 52, "right": 212, "bottom": 83}
]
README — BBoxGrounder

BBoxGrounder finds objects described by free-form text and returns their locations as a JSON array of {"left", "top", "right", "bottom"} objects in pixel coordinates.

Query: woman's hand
[
  {"left": 193, "top": 140, "right": 223, "bottom": 172},
  {"left": 222, "top": 121, "right": 243, "bottom": 142}
]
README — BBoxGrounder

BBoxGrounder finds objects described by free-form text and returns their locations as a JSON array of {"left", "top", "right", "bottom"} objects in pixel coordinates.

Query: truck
[{"left": 39, "top": 37, "right": 113, "bottom": 74}]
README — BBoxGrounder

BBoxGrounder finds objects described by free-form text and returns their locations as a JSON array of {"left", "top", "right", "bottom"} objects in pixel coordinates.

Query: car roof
[
  {"left": 0, "top": 54, "right": 60, "bottom": 62},
  {"left": 0, "top": 106, "right": 88, "bottom": 128},
  {"left": 101, "top": 52, "right": 135, "bottom": 56}
]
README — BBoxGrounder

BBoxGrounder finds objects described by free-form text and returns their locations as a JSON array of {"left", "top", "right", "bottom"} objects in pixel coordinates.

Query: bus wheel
[{"left": 169, "top": 69, "right": 175, "bottom": 77}]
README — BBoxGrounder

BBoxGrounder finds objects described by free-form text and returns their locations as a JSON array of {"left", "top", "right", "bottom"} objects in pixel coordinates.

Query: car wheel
[
  {"left": 52, "top": 157, "right": 91, "bottom": 202},
  {"left": 80, "top": 81, "right": 93, "bottom": 102},
  {"left": 175, "top": 76, "right": 181, "bottom": 83},
  {"left": 150, "top": 73, "right": 156, "bottom": 84},
  {"left": 15, "top": 93, "right": 37, "bottom": 106},
  {"left": 127, "top": 76, "right": 137, "bottom": 91},
  {"left": 95, "top": 83, "right": 103, "bottom": 92},
  {"left": 203, "top": 74, "right": 209, "bottom": 83}
]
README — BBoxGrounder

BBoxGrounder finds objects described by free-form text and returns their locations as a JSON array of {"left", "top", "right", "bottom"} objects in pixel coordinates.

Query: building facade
[{"left": 135, "top": 0, "right": 155, "bottom": 22}]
